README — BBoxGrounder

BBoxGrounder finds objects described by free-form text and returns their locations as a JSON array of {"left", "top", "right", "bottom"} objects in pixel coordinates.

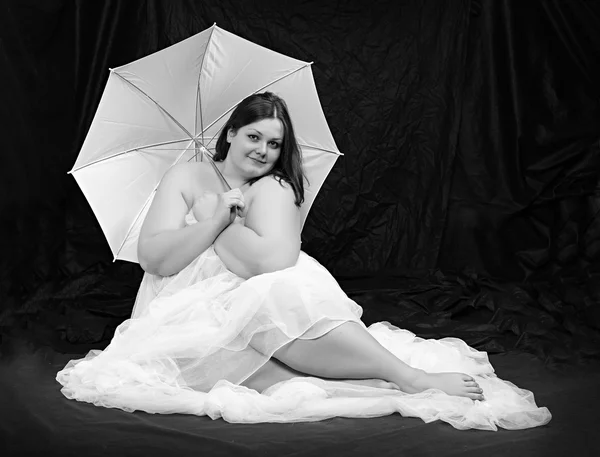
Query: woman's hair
[{"left": 213, "top": 92, "right": 305, "bottom": 207}]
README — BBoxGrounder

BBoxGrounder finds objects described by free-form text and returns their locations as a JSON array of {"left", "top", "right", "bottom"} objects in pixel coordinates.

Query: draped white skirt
[{"left": 57, "top": 230, "right": 551, "bottom": 431}]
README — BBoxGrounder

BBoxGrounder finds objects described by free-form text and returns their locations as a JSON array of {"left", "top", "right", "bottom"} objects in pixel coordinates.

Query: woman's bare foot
[{"left": 403, "top": 369, "right": 485, "bottom": 401}]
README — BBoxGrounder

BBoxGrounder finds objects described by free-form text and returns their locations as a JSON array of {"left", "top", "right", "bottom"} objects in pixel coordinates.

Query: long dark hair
[{"left": 213, "top": 92, "right": 305, "bottom": 207}]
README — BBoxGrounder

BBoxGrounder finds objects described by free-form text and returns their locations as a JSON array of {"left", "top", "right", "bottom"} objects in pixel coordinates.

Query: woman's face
[{"left": 226, "top": 117, "right": 283, "bottom": 180}]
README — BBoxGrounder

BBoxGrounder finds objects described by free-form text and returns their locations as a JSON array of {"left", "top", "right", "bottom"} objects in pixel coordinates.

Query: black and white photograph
[{"left": 1, "top": 1, "right": 599, "bottom": 456}]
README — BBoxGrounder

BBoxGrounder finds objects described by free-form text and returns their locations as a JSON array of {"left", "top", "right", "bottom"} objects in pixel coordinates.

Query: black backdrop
[{"left": 1, "top": 0, "right": 600, "bottom": 364}]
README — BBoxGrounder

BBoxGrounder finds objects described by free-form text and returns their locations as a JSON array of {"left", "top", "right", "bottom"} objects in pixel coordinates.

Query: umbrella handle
[{"left": 200, "top": 146, "right": 232, "bottom": 191}]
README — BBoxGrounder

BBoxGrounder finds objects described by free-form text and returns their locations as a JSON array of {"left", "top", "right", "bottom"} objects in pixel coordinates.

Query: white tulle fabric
[{"left": 56, "top": 212, "right": 551, "bottom": 431}]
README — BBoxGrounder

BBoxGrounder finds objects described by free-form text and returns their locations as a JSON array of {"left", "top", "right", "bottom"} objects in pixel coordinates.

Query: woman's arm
[
  {"left": 137, "top": 164, "right": 234, "bottom": 277},
  {"left": 214, "top": 177, "right": 301, "bottom": 279}
]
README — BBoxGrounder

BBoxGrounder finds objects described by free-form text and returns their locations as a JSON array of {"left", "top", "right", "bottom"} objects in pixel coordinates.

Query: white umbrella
[{"left": 69, "top": 24, "right": 342, "bottom": 263}]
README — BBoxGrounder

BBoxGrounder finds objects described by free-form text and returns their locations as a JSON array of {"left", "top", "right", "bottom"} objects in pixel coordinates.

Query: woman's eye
[
  {"left": 269, "top": 142, "right": 280, "bottom": 148},
  {"left": 248, "top": 134, "right": 258, "bottom": 140}
]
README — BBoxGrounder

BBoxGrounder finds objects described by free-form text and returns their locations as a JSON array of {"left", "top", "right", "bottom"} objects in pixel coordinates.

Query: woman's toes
[
  {"left": 467, "top": 387, "right": 485, "bottom": 399},
  {"left": 466, "top": 392, "right": 485, "bottom": 401}
]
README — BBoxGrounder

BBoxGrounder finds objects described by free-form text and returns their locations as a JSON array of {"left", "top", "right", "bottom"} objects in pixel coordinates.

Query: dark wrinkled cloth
[{"left": 1, "top": 0, "right": 599, "bottom": 376}]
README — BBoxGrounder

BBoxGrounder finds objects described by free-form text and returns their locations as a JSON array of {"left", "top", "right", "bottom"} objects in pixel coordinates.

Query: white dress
[{"left": 56, "top": 211, "right": 551, "bottom": 431}]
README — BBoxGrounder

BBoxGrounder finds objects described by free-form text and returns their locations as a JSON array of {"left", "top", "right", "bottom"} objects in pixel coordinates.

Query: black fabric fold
[{"left": 1, "top": 0, "right": 599, "bottom": 367}]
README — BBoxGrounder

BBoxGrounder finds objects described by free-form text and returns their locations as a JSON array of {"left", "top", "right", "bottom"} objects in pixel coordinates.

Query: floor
[{"left": 1, "top": 333, "right": 598, "bottom": 457}]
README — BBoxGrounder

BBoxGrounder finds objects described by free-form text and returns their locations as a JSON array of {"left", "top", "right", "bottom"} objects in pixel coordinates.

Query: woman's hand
[{"left": 212, "top": 188, "right": 246, "bottom": 227}]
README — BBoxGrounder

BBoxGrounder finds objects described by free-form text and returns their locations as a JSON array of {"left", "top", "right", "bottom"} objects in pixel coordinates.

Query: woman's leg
[
  {"left": 242, "top": 357, "right": 398, "bottom": 393},
  {"left": 271, "top": 322, "right": 485, "bottom": 400}
]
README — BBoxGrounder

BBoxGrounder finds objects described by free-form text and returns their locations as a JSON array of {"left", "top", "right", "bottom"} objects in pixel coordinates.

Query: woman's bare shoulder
[
  {"left": 152, "top": 162, "right": 207, "bottom": 207},
  {"left": 253, "top": 175, "right": 293, "bottom": 194},
  {"left": 244, "top": 175, "right": 300, "bottom": 243},
  {"left": 243, "top": 176, "right": 293, "bottom": 209}
]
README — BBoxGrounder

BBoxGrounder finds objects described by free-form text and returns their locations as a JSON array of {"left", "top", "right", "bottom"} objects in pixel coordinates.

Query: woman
[{"left": 57, "top": 92, "right": 551, "bottom": 430}]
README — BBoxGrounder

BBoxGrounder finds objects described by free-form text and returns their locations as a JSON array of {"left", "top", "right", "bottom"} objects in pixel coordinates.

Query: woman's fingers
[
  {"left": 225, "top": 188, "right": 244, "bottom": 199},
  {"left": 220, "top": 189, "right": 247, "bottom": 219},
  {"left": 224, "top": 189, "right": 245, "bottom": 209},
  {"left": 225, "top": 197, "right": 245, "bottom": 210}
]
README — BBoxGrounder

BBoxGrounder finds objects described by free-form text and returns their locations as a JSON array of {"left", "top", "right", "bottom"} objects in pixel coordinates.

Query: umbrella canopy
[{"left": 70, "top": 24, "right": 342, "bottom": 263}]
